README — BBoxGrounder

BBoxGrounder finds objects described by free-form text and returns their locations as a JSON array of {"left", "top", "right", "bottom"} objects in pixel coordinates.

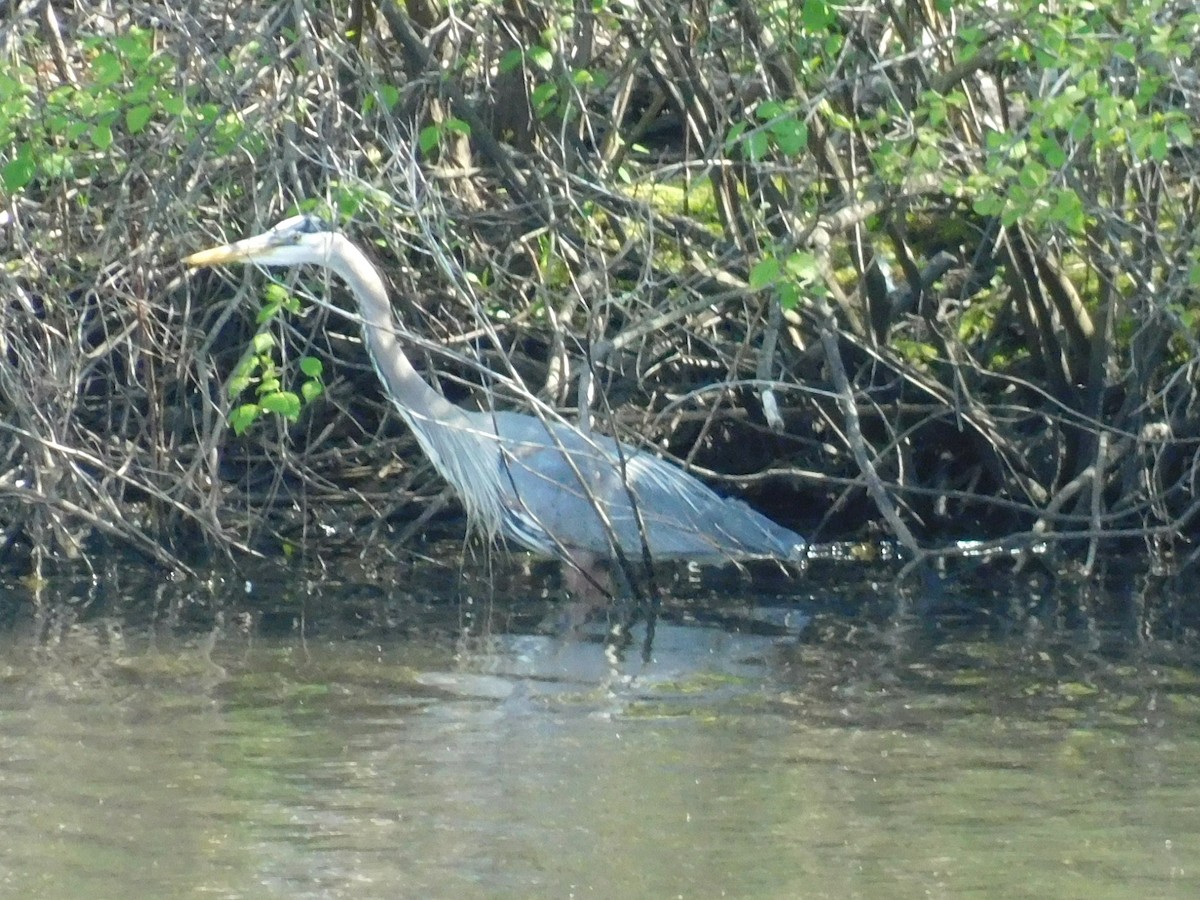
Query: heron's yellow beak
[
  {"left": 183, "top": 233, "right": 273, "bottom": 267},
  {"left": 184, "top": 245, "right": 238, "bottom": 267}
]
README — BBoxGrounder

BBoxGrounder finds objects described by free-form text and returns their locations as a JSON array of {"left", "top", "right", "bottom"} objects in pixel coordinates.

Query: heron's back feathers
[{"left": 468, "top": 410, "right": 805, "bottom": 566}]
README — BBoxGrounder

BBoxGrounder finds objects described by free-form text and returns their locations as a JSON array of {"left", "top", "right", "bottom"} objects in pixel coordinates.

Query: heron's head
[{"left": 184, "top": 214, "right": 336, "bottom": 269}]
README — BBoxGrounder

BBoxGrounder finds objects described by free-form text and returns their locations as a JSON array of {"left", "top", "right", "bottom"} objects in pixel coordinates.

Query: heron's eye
[{"left": 298, "top": 214, "right": 331, "bottom": 234}]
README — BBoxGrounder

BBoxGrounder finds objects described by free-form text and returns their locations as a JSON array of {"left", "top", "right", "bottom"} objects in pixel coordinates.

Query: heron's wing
[{"left": 489, "top": 413, "right": 804, "bottom": 562}]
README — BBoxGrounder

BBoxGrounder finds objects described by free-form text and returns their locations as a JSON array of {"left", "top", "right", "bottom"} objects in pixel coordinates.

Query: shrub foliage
[{"left": 1, "top": 0, "right": 1198, "bottom": 577}]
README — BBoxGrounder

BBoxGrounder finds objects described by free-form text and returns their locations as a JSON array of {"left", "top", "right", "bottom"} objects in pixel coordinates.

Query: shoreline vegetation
[{"left": 2, "top": 1, "right": 1198, "bottom": 583}]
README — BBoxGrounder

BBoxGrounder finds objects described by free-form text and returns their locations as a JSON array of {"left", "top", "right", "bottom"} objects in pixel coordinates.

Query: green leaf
[
  {"left": 756, "top": 100, "right": 785, "bottom": 121},
  {"left": 418, "top": 124, "right": 440, "bottom": 154},
  {"left": 91, "top": 52, "right": 123, "bottom": 86},
  {"left": 263, "top": 283, "right": 290, "bottom": 306},
  {"left": 531, "top": 81, "right": 558, "bottom": 115},
  {"left": 301, "top": 380, "right": 324, "bottom": 403},
  {"left": 724, "top": 121, "right": 747, "bottom": 150},
  {"left": 227, "top": 374, "right": 252, "bottom": 397},
  {"left": 41, "top": 151, "right": 72, "bottom": 180},
  {"left": 1017, "top": 160, "right": 1048, "bottom": 191},
  {"left": 91, "top": 122, "right": 113, "bottom": 150},
  {"left": 801, "top": 0, "right": 834, "bottom": 31},
  {"left": 746, "top": 131, "right": 770, "bottom": 160},
  {"left": 785, "top": 250, "right": 820, "bottom": 281},
  {"left": 299, "top": 356, "right": 324, "bottom": 378},
  {"left": 749, "top": 258, "right": 781, "bottom": 291},
  {"left": 126, "top": 74, "right": 154, "bottom": 105},
  {"left": 912, "top": 143, "right": 940, "bottom": 172},
  {"left": 778, "top": 282, "right": 800, "bottom": 311},
  {"left": 261, "top": 391, "right": 301, "bottom": 420},
  {"left": 255, "top": 302, "right": 280, "bottom": 324},
  {"left": 377, "top": 83, "right": 400, "bottom": 109},
  {"left": 125, "top": 104, "right": 153, "bottom": 133},
  {"left": 251, "top": 332, "right": 276, "bottom": 354},
  {"left": 229, "top": 404, "right": 260, "bottom": 435},
  {"left": 63, "top": 121, "right": 89, "bottom": 142},
  {"left": 1148, "top": 132, "right": 1169, "bottom": 161},
  {"left": 1039, "top": 135, "right": 1067, "bottom": 168},
  {"left": 444, "top": 117, "right": 471, "bottom": 136},
  {"left": 115, "top": 29, "right": 153, "bottom": 65},
  {"left": 825, "top": 109, "right": 853, "bottom": 130},
  {"left": 2, "top": 146, "right": 35, "bottom": 192},
  {"left": 972, "top": 195, "right": 1002, "bottom": 218},
  {"left": 1187, "top": 262, "right": 1200, "bottom": 289},
  {"left": 1050, "top": 189, "right": 1085, "bottom": 234},
  {"left": 528, "top": 46, "right": 553, "bottom": 72},
  {"left": 772, "top": 120, "right": 807, "bottom": 156},
  {"left": 499, "top": 48, "right": 524, "bottom": 74}
]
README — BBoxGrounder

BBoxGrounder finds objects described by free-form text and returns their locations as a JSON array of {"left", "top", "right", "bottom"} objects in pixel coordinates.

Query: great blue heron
[{"left": 184, "top": 215, "right": 806, "bottom": 582}]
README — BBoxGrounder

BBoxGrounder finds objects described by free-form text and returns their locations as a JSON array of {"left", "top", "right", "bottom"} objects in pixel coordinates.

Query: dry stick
[
  {"left": 38, "top": 1, "right": 77, "bottom": 86},
  {"left": 1000, "top": 227, "right": 1075, "bottom": 405},
  {"left": 5, "top": 482, "right": 193, "bottom": 573},
  {"left": 818, "top": 317, "right": 919, "bottom": 557},
  {"left": 380, "top": 1, "right": 532, "bottom": 209},
  {"left": 1084, "top": 430, "right": 1109, "bottom": 575},
  {"left": 1028, "top": 463, "right": 1094, "bottom": 546},
  {"left": 809, "top": 228, "right": 921, "bottom": 558},
  {"left": 757, "top": 299, "right": 786, "bottom": 433},
  {"left": 1034, "top": 251, "right": 1095, "bottom": 377}
]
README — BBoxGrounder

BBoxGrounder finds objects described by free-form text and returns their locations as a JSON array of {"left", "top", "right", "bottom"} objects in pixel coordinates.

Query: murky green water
[{"left": 1, "top": 557, "right": 1198, "bottom": 898}]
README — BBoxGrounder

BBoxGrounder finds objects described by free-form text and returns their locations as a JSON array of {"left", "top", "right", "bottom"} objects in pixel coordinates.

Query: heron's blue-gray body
[{"left": 476, "top": 410, "right": 806, "bottom": 563}]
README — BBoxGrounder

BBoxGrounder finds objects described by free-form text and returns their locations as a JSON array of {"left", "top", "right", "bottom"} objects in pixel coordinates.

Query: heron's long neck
[
  {"left": 327, "top": 238, "right": 465, "bottom": 429},
  {"left": 324, "top": 236, "right": 505, "bottom": 539}
]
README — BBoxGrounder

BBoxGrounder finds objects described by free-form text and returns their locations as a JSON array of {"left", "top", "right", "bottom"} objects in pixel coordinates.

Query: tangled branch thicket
[{"left": 2, "top": 0, "right": 1198, "bottom": 578}]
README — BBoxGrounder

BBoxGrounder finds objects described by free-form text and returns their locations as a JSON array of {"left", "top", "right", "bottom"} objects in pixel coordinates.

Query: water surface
[{"left": 1, "top": 557, "right": 1197, "bottom": 898}]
